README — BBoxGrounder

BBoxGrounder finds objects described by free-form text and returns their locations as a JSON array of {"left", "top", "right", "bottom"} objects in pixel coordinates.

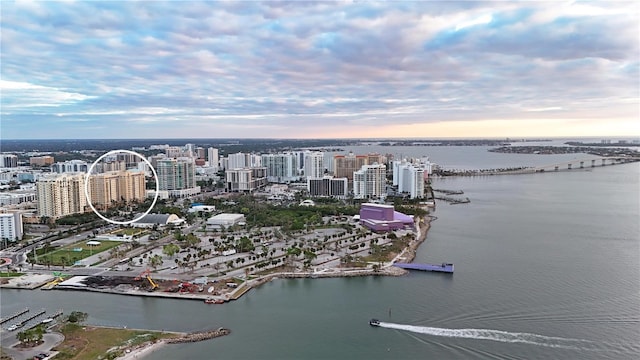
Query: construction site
[{"left": 52, "top": 270, "right": 245, "bottom": 302}]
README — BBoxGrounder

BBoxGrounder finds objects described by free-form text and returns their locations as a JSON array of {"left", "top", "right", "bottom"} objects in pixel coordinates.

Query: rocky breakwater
[{"left": 166, "top": 328, "right": 231, "bottom": 344}]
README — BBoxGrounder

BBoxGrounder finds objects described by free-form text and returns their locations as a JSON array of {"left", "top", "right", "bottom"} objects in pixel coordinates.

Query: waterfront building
[
  {"left": 307, "top": 176, "right": 348, "bottom": 198},
  {"left": 0, "top": 211, "right": 23, "bottom": 241},
  {"left": 304, "top": 152, "right": 324, "bottom": 179},
  {"left": 261, "top": 153, "right": 300, "bottom": 183},
  {"left": 0, "top": 154, "right": 18, "bottom": 168},
  {"left": 226, "top": 167, "right": 267, "bottom": 192},
  {"left": 359, "top": 203, "right": 414, "bottom": 232},
  {"left": 156, "top": 158, "right": 200, "bottom": 198},
  {"left": 88, "top": 170, "right": 146, "bottom": 209},
  {"left": 36, "top": 173, "right": 89, "bottom": 219},
  {"left": 50, "top": 160, "right": 88, "bottom": 174},
  {"left": 353, "top": 164, "right": 387, "bottom": 200},
  {"left": 393, "top": 161, "right": 425, "bottom": 199},
  {"left": 29, "top": 156, "right": 54, "bottom": 167}
]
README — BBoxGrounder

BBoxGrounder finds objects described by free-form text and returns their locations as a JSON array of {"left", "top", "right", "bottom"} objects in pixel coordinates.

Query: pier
[
  {"left": 0, "top": 308, "right": 28, "bottom": 324},
  {"left": 393, "top": 263, "right": 454, "bottom": 273},
  {"left": 19, "top": 308, "right": 46, "bottom": 324}
]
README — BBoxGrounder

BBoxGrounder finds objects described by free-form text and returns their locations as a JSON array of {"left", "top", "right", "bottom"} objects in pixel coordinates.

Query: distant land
[
  {"left": 1, "top": 137, "right": 638, "bottom": 154},
  {"left": 0, "top": 138, "right": 543, "bottom": 153}
]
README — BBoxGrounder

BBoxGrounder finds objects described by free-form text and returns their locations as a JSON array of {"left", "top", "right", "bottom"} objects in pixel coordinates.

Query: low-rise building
[
  {"left": 359, "top": 203, "right": 414, "bottom": 232},
  {"left": 131, "top": 213, "right": 185, "bottom": 228},
  {"left": 30, "top": 156, "right": 55, "bottom": 167},
  {"left": 206, "top": 213, "right": 246, "bottom": 229}
]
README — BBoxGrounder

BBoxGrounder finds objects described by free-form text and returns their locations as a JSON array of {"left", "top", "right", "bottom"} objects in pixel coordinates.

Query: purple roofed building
[{"left": 359, "top": 203, "right": 414, "bottom": 231}]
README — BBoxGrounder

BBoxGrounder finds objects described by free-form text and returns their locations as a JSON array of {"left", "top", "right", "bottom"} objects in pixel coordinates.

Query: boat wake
[{"left": 378, "top": 322, "right": 595, "bottom": 350}]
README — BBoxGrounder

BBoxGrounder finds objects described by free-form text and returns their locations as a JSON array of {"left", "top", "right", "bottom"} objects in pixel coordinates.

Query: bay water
[{"left": 1, "top": 146, "right": 638, "bottom": 359}]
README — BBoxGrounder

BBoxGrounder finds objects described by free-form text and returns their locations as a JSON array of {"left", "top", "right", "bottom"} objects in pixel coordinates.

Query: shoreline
[
  {"left": 115, "top": 340, "right": 166, "bottom": 360},
  {"left": 3, "top": 216, "right": 433, "bottom": 304}
]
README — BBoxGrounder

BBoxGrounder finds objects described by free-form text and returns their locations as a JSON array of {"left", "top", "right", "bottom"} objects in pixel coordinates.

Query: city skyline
[{"left": 1, "top": 1, "right": 638, "bottom": 139}]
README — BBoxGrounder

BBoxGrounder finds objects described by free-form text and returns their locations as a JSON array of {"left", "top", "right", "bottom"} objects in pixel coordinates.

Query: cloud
[{"left": 0, "top": 1, "right": 638, "bottom": 139}]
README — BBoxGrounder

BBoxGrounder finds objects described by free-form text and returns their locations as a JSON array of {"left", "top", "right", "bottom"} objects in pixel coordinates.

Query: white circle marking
[{"left": 84, "top": 150, "right": 159, "bottom": 225}]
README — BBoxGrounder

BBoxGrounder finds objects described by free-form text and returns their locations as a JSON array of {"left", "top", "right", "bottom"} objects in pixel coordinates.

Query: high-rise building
[
  {"left": 307, "top": 176, "right": 348, "bottom": 198},
  {"left": 95, "top": 160, "right": 126, "bottom": 173},
  {"left": 261, "top": 153, "right": 299, "bottom": 183},
  {"left": 353, "top": 164, "right": 387, "bottom": 199},
  {"left": 207, "top": 148, "right": 219, "bottom": 170},
  {"left": 184, "top": 143, "right": 197, "bottom": 157},
  {"left": 165, "top": 146, "right": 184, "bottom": 158},
  {"left": 333, "top": 153, "right": 368, "bottom": 181},
  {"left": 157, "top": 158, "right": 196, "bottom": 190},
  {"left": 89, "top": 170, "right": 146, "bottom": 209},
  {"left": 50, "top": 160, "right": 88, "bottom": 173},
  {"left": 393, "top": 161, "right": 425, "bottom": 199},
  {"left": 0, "top": 154, "right": 19, "bottom": 168},
  {"left": 36, "top": 173, "right": 89, "bottom": 218},
  {"left": 228, "top": 152, "right": 249, "bottom": 169},
  {"left": 196, "top": 147, "right": 205, "bottom": 160},
  {"left": 156, "top": 158, "right": 200, "bottom": 197},
  {"left": 0, "top": 212, "right": 23, "bottom": 242},
  {"left": 226, "top": 167, "right": 267, "bottom": 192},
  {"left": 304, "top": 152, "right": 324, "bottom": 179}
]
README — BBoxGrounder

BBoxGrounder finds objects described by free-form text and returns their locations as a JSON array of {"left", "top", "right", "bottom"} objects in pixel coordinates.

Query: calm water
[{"left": 2, "top": 147, "right": 639, "bottom": 359}]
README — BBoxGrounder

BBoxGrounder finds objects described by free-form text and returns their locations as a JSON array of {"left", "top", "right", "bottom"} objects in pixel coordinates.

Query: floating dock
[
  {"left": 393, "top": 263, "right": 454, "bottom": 273},
  {"left": 0, "top": 308, "right": 29, "bottom": 324}
]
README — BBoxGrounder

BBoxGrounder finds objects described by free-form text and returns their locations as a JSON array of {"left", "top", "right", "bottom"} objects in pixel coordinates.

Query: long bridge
[{"left": 437, "top": 156, "right": 640, "bottom": 176}]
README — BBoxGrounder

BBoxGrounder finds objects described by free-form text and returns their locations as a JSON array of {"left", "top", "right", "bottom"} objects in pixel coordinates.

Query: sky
[{"left": 1, "top": 0, "right": 639, "bottom": 139}]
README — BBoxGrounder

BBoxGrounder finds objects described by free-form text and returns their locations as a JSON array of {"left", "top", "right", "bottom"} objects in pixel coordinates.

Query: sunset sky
[{"left": 1, "top": 1, "right": 638, "bottom": 139}]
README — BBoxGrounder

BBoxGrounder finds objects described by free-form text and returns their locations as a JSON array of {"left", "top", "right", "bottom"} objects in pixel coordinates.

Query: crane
[{"left": 135, "top": 269, "right": 158, "bottom": 291}]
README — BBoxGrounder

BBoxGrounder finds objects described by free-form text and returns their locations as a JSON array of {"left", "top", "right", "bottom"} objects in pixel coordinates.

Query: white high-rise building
[
  {"left": 393, "top": 161, "right": 425, "bottom": 199},
  {"left": 228, "top": 152, "right": 249, "bottom": 169},
  {"left": 353, "top": 164, "right": 386, "bottom": 199},
  {"left": 261, "top": 153, "right": 299, "bottom": 183},
  {"left": 304, "top": 152, "right": 324, "bottom": 179},
  {"left": 0, "top": 212, "right": 23, "bottom": 242},
  {"left": 207, "top": 148, "right": 219, "bottom": 169},
  {"left": 50, "top": 160, "right": 88, "bottom": 173},
  {"left": 36, "top": 173, "right": 89, "bottom": 219},
  {"left": 226, "top": 167, "right": 267, "bottom": 192},
  {"left": 0, "top": 154, "right": 18, "bottom": 168},
  {"left": 165, "top": 146, "right": 185, "bottom": 158}
]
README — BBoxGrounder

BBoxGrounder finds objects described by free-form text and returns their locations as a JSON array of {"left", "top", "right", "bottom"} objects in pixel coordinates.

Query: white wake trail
[{"left": 378, "top": 322, "right": 594, "bottom": 350}]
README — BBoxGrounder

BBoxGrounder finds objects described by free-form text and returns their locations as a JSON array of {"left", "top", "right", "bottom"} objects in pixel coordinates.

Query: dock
[
  {"left": 393, "top": 263, "right": 454, "bottom": 273},
  {"left": 0, "top": 308, "right": 29, "bottom": 324}
]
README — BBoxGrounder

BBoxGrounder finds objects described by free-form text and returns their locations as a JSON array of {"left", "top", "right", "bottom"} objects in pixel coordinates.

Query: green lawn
[
  {"left": 0, "top": 272, "right": 23, "bottom": 277},
  {"left": 53, "top": 323, "right": 175, "bottom": 360},
  {"left": 30, "top": 240, "right": 121, "bottom": 266},
  {"left": 111, "top": 228, "right": 146, "bottom": 236}
]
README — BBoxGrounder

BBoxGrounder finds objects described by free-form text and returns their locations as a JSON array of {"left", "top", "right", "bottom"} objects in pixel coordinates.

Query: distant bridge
[{"left": 437, "top": 157, "right": 640, "bottom": 176}]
